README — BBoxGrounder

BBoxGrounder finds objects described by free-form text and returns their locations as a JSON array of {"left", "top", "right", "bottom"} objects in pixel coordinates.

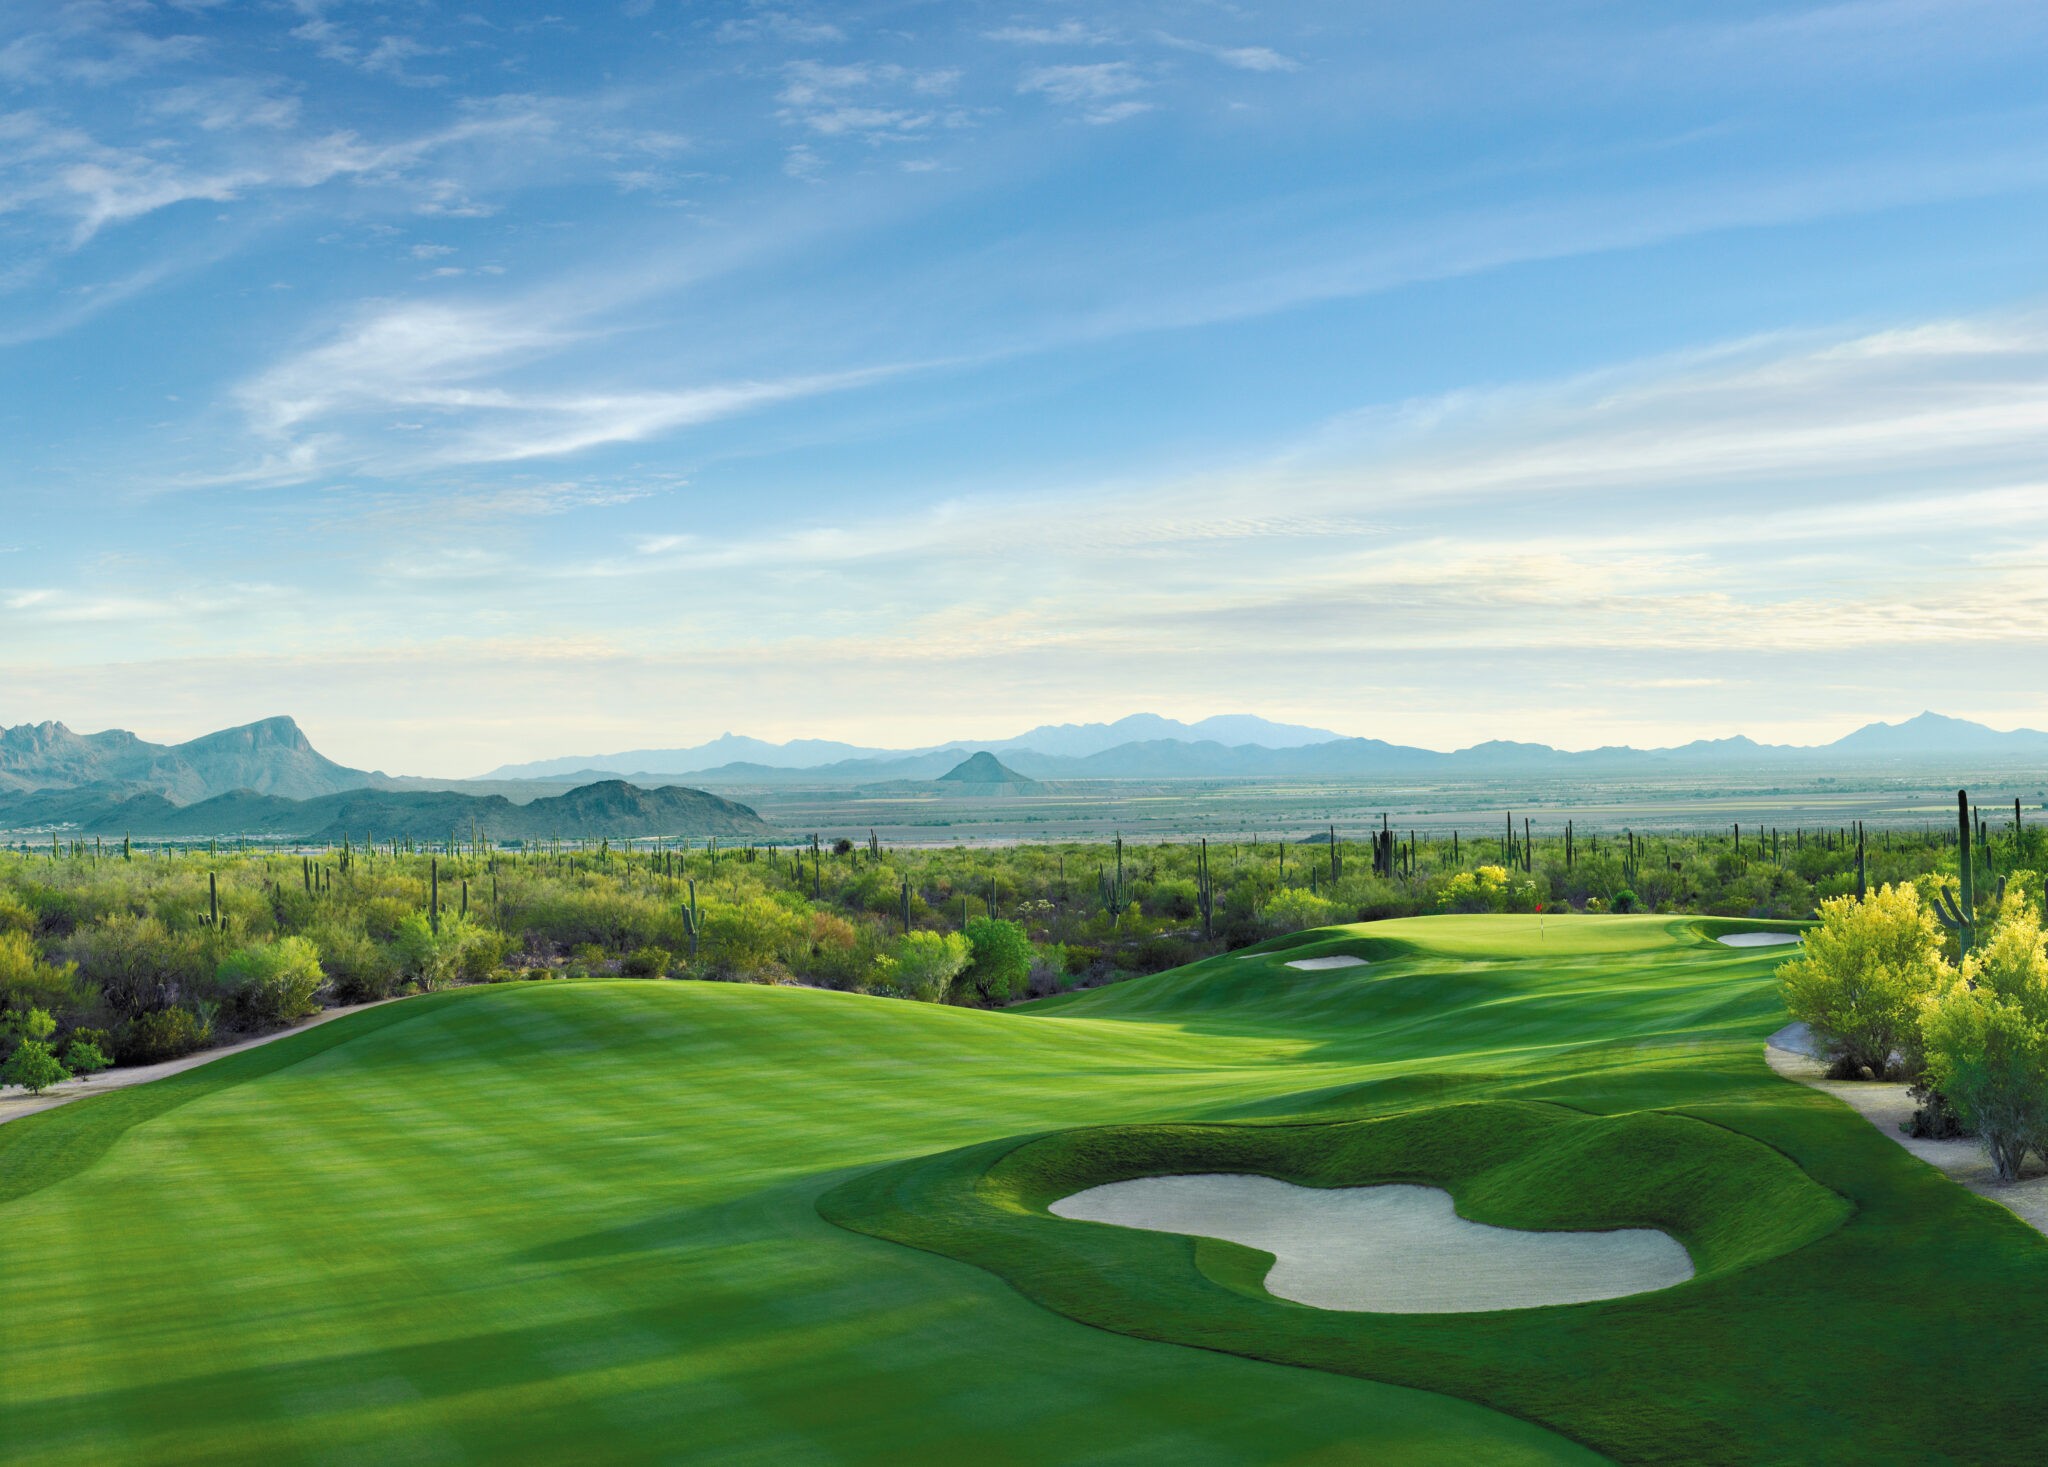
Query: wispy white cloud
[
  {"left": 986, "top": 21, "right": 1116, "bottom": 46},
  {"left": 1156, "top": 33, "right": 1301, "bottom": 72},
  {"left": 717, "top": 10, "right": 847, "bottom": 45},
  {"left": 227, "top": 297, "right": 910, "bottom": 475},
  {"left": 1018, "top": 62, "right": 1152, "bottom": 122}
]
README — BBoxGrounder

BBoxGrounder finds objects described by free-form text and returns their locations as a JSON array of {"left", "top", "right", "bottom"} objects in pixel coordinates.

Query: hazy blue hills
[
  {"left": 476, "top": 714, "right": 1346, "bottom": 779},
  {"left": 478, "top": 710, "right": 2048, "bottom": 786},
  {"left": 7, "top": 712, "right": 2048, "bottom": 834},
  {"left": 0, "top": 780, "right": 780, "bottom": 842}
]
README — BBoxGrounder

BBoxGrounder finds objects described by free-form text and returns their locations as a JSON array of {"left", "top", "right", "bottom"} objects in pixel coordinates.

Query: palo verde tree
[
  {"left": 1920, "top": 897, "right": 2048, "bottom": 1181},
  {"left": 1777, "top": 882, "right": 1945, "bottom": 1077}
]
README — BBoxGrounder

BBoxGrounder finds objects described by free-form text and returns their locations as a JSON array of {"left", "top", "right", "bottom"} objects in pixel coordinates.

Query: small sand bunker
[
  {"left": 1051, "top": 1174, "right": 1691, "bottom": 1313},
  {"left": 1284, "top": 955, "right": 1369, "bottom": 971},
  {"left": 1718, "top": 932, "right": 1802, "bottom": 948}
]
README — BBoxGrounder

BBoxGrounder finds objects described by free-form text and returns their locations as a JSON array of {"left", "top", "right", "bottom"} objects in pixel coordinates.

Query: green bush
[
  {"left": 621, "top": 946, "right": 673, "bottom": 978},
  {"left": 307, "top": 920, "right": 400, "bottom": 1003},
  {"left": 878, "top": 930, "right": 972, "bottom": 1002},
  {"left": 454, "top": 926, "right": 512, "bottom": 984},
  {"left": 0, "top": 930, "right": 96, "bottom": 1031},
  {"left": 1126, "top": 936, "right": 1196, "bottom": 974},
  {"left": 216, "top": 936, "right": 327, "bottom": 1025},
  {"left": 1263, "top": 887, "right": 1342, "bottom": 932},
  {"left": 702, "top": 895, "right": 808, "bottom": 979},
  {"left": 61, "top": 915, "right": 210, "bottom": 1019},
  {"left": 116, "top": 1006, "right": 212, "bottom": 1065},
  {"left": 2, "top": 1036, "right": 69, "bottom": 1094},
  {"left": 963, "top": 917, "right": 1032, "bottom": 1005},
  {"left": 0, "top": 894, "right": 35, "bottom": 937}
]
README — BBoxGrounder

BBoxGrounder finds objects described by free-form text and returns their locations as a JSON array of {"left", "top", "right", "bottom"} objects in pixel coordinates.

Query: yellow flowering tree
[
  {"left": 1777, "top": 883, "right": 1944, "bottom": 1077},
  {"left": 1920, "top": 898, "right": 2048, "bottom": 1181}
]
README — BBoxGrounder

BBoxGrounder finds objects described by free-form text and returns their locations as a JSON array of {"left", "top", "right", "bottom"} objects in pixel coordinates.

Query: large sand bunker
[
  {"left": 1050, "top": 1174, "right": 1693, "bottom": 1312},
  {"left": 1718, "top": 931, "right": 1802, "bottom": 947},
  {"left": 1285, "top": 955, "right": 1369, "bottom": 971}
]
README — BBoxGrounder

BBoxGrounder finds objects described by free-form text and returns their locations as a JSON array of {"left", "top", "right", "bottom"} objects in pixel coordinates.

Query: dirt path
[
  {"left": 1767, "top": 1022, "right": 2048, "bottom": 1237},
  {"left": 0, "top": 996, "right": 412, "bottom": 1128}
]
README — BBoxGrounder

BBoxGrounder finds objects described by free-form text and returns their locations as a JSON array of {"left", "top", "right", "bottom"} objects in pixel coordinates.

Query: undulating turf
[{"left": 4, "top": 916, "right": 2044, "bottom": 1464}]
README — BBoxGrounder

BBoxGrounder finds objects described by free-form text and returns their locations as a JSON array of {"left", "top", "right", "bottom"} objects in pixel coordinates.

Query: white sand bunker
[
  {"left": 1717, "top": 932, "right": 1802, "bottom": 948},
  {"left": 1284, "top": 955, "right": 1369, "bottom": 971},
  {"left": 1050, "top": 1174, "right": 1693, "bottom": 1313}
]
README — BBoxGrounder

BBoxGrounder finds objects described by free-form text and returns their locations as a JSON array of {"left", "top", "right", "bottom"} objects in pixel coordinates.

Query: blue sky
[{"left": 4, "top": 1, "right": 2048, "bottom": 774}]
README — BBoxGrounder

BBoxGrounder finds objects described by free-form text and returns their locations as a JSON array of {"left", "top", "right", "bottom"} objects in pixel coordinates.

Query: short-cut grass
[{"left": 4, "top": 916, "right": 2045, "bottom": 1464}]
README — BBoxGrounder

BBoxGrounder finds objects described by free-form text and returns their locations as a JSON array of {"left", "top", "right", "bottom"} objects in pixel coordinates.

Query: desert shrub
[
  {"left": 701, "top": 895, "right": 809, "bottom": 980},
  {"left": 307, "top": 920, "right": 400, "bottom": 1003},
  {"left": 59, "top": 915, "right": 208, "bottom": 1019},
  {"left": 962, "top": 917, "right": 1032, "bottom": 1005},
  {"left": 216, "top": 936, "right": 327, "bottom": 1025},
  {"left": 1025, "top": 943, "right": 1070, "bottom": 997},
  {"left": 453, "top": 927, "right": 512, "bottom": 983},
  {"left": 1264, "top": 887, "right": 1342, "bottom": 932},
  {"left": 837, "top": 864, "right": 913, "bottom": 916},
  {"left": 391, "top": 914, "right": 461, "bottom": 989},
  {"left": 0, "top": 894, "right": 35, "bottom": 937},
  {"left": 17, "top": 883, "right": 86, "bottom": 938},
  {"left": 569, "top": 942, "right": 608, "bottom": 966},
  {"left": 1142, "top": 879, "right": 1201, "bottom": 921},
  {"left": 116, "top": 1006, "right": 212, "bottom": 1064},
  {"left": 621, "top": 945, "right": 672, "bottom": 978},
  {"left": 1779, "top": 883, "right": 1944, "bottom": 1077},
  {"left": 519, "top": 887, "right": 674, "bottom": 953},
  {"left": 1612, "top": 888, "right": 1639, "bottom": 914},
  {"left": 1126, "top": 935, "right": 1196, "bottom": 974},
  {"left": 0, "top": 930, "right": 96, "bottom": 1031},
  {"left": 798, "top": 910, "right": 876, "bottom": 990},
  {"left": 1063, "top": 944, "right": 1102, "bottom": 974},
  {"left": 878, "top": 930, "right": 972, "bottom": 1002},
  {"left": 361, "top": 896, "right": 415, "bottom": 942},
  {"left": 1920, "top": 900, "right": 2048, "bottom": 1180}
]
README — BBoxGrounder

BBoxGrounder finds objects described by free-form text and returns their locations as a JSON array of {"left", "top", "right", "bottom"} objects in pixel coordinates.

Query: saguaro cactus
[{"left": 1933, "top": 789, "right": 1977, "bottom": 958}]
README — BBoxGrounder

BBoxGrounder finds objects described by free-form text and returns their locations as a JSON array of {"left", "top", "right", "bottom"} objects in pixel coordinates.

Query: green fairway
[{"left": 4, "top": 916, "right": 2045, "bottom": 1463}]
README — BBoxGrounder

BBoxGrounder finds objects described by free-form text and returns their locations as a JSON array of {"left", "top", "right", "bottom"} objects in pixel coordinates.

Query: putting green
[{"left": 3, "top": 917, "right": 2045, "bottom": 1464}]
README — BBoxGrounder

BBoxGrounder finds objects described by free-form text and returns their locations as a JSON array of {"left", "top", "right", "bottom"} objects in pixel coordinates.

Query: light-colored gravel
[
  {"left": 1766, "top": 1024, "right": 2048, "bottom": 1236},
  {"left": 1284, "top": 955, "right": 1369, "bottom": 971},
  {"left": 1050, "top": 1173, "right": 1693, "bottom": 1313},
  {"left": 0, "top": 997, "right": 411, "bottom": 1128}
]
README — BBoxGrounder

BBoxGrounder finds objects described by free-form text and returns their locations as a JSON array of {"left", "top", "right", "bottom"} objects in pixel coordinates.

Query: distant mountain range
[
  {"left": 0, "top": 715, "right": 381, "bottom": 801},
  {"left": 477, "top": 713, "right": 1347, "bottom": 779},
  {"left": 6, "top": 710, "right": 2048, "bottom": 838},
  {"left": 0, "top": 780, "right": 780, "bottom": 843},
  {"left": 490, "top": 712, "right": 2048, "bottom": 785}
]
